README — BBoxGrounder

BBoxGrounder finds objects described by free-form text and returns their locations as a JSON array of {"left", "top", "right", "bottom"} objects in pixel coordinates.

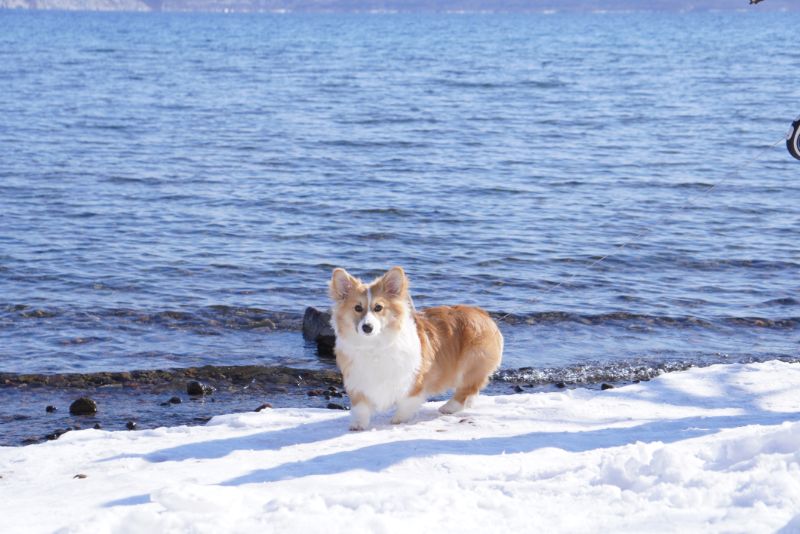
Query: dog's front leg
[{"left": 349, "top": 401, "right": 372, "bottom": 431}]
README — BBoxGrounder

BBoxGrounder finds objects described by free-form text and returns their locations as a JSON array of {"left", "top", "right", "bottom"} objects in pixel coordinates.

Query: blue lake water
[{"left": 1, "top": 10, "right": 799, "bottom": 382}]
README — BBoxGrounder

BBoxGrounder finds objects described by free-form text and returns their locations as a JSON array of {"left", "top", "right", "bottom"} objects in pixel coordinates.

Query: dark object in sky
[
  {"left": 749, "top": 0, "right": 764, "bottom": 4},
  {"left": 788, "top": 118, "right": 800, "bottom": 161}
]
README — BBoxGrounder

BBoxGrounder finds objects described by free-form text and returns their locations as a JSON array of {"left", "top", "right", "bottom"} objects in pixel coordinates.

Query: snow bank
[{"left": 2, "top": 361, "right": 800, "bottom": 533}]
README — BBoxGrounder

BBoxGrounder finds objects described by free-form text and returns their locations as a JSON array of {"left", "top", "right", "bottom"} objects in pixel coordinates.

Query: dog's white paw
[
  {"left": 349, "top": 403, "right": 371, "bottom": 431},
  {"left": 438, "top": 399, "right": 464, "bottom": 414},
  {"left": 391, "top": 395, "right": 424, "bottom": 424}
]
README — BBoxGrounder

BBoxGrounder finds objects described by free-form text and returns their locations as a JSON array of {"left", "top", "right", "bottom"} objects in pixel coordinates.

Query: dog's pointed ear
[
  {"left": 330, "top": 268, "right": 358, "bottom": 301},
  {"left": 380, "top": 266, "right": 408, "bottom": 297}
]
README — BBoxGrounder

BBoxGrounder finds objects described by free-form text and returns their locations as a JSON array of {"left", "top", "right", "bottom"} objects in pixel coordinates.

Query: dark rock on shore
[
  {"left": 601, "top": 383, "right": 615, "bottom": 390},
  {"left": 46, "top": 428, "right": 71, "bottom": 440},
  {"left": 326, "top": 402, "right": 347, "bottom": 410},
  {"left": 303, "top": 307, "right": 336, "bottom": 357},
  {"left": 187, "top": 381, "right": 215, "bottom": 396},
  {"left": 69, "top": 397, "right": 97, "bottom": 415}
]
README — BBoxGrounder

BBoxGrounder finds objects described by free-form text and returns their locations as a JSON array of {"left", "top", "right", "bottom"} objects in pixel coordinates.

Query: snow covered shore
[{"left": 2, "top": 360, "right": 800, "bottom": 533}]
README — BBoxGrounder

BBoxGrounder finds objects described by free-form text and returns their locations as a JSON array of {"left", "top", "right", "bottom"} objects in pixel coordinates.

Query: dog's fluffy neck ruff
[{"left": 334, "top": 309, "right": 422, "bottom": 412}]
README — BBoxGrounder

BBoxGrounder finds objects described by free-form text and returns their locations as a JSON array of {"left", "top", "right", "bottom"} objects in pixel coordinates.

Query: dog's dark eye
[
  {"left": 374, "top": 304, "right": 383, "bottom": 312},
  {"left": 355, "top": 304, "right": 363, "bottom": 313}
]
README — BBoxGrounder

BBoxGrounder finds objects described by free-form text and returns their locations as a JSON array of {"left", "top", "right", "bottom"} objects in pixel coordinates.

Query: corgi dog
[{"left": 329, "top": 266, "right": 503, "bottom": 431}]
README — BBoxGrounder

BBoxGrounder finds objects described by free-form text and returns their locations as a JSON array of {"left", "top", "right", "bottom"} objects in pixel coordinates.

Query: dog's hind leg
[
  {"left": 439, "top": 381, "right": 482, "bottom": 414},
  {"left": 439, "top": 340, "right": 502, "bottom": 415}
]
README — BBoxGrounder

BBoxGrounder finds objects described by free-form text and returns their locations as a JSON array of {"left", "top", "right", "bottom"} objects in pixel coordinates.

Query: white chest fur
[{"left": 335, "top": 316, "right": 422, "bottom": 412}]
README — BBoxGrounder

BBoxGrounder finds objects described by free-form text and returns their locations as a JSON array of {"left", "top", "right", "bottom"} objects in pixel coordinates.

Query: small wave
[
  {"left": 57, "top": 336, "right": 106, "bottom": 346},
  {"left": 493, "top": 311, "right": 800, "bottom": 330},
  {"left": 349, "top": 207, "right": 415, "bottom": 217},
  {"left": 81, "top": 47, "right": 117, "bottom": 54},
  {"left": 762, "top": 298, "right": 799, "bottom": 307},
  {"left": 319, "top": 139, "right": 429, "bottom": 149},
  {"left": 431, "top": 78, "right": 565, "bottom": 90},
  {"left": 723, "top": 317, "right": 800, "bottom": 329},
  {"left": 516, "top": 79, "right": 567, "bottom": 89},
  {"left": 494, "top": 311, "right": 713, "bottom": 328},
  {"left": 651, "top": 256, "right": 800, "bottom": 272},
  {"left": 1, "top": 304, "right": 304, "bottom": 332},
  {"left": 431, "top": 78, "right": 504, "bottom": 89},
  {"left": 4, "top": 304, "right": 798, "bottom": 333},
  {"left": 336, "top": 117, "right": 440, "bottom": 126}
]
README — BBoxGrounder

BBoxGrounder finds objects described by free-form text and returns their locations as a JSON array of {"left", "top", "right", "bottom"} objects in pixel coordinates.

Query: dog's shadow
[{"left": 99, "top": 415, "right": 348, "bottom": 464}]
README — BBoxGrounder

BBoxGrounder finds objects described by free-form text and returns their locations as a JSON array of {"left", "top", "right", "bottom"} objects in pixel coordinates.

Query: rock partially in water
[
  {"left": 255, "top": 403, "right": 272, "bottom": 412},
  {"left": 93, "top": 423, "right": 102, "bottom": 430},
  {"left": 45, "top": 405, "right": 57, "bottom": 413},
  {"left": 601, "top": 383, "right": 615, "bottom": 390},
  {"left": 326, "top": 402, "right": 347, "bottom": 410},
  {"left": 126, "top": 421, "right": 137, "bottom": 430},
  {"left": 69, "top": 397, "right": 97, "bottom": 415},
  {"left": 513, "top": 385, "right": 524, "bottom": 393},
  {"left": 169, "top": 396, "right": 182, "bottom": 404},
  {"left": 187, "top": 381, "right": 215, "bottom": 396},
  {"left": 303, "top": 307, "right": 336, "bottom": 358}
]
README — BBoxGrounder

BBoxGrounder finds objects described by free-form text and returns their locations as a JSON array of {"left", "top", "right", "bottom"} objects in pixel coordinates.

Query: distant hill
[{"left": 1, "top": 0, "right": 796, "bottom": 12}]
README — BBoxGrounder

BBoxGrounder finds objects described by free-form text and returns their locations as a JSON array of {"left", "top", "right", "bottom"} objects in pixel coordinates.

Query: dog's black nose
[{"left": 362, "top": 323, "right": 373, "bottom": 334}]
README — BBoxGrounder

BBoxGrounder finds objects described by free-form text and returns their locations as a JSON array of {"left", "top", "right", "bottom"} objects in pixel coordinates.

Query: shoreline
[
  {"left": 6, "top": 357, "right": 798, "bottom": 447},
  {"left": 0, "top": 362, "right": 624, "bottom": 447},
  {"left": 0, "top": 363, "right": 744, "bottom": 446}
]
